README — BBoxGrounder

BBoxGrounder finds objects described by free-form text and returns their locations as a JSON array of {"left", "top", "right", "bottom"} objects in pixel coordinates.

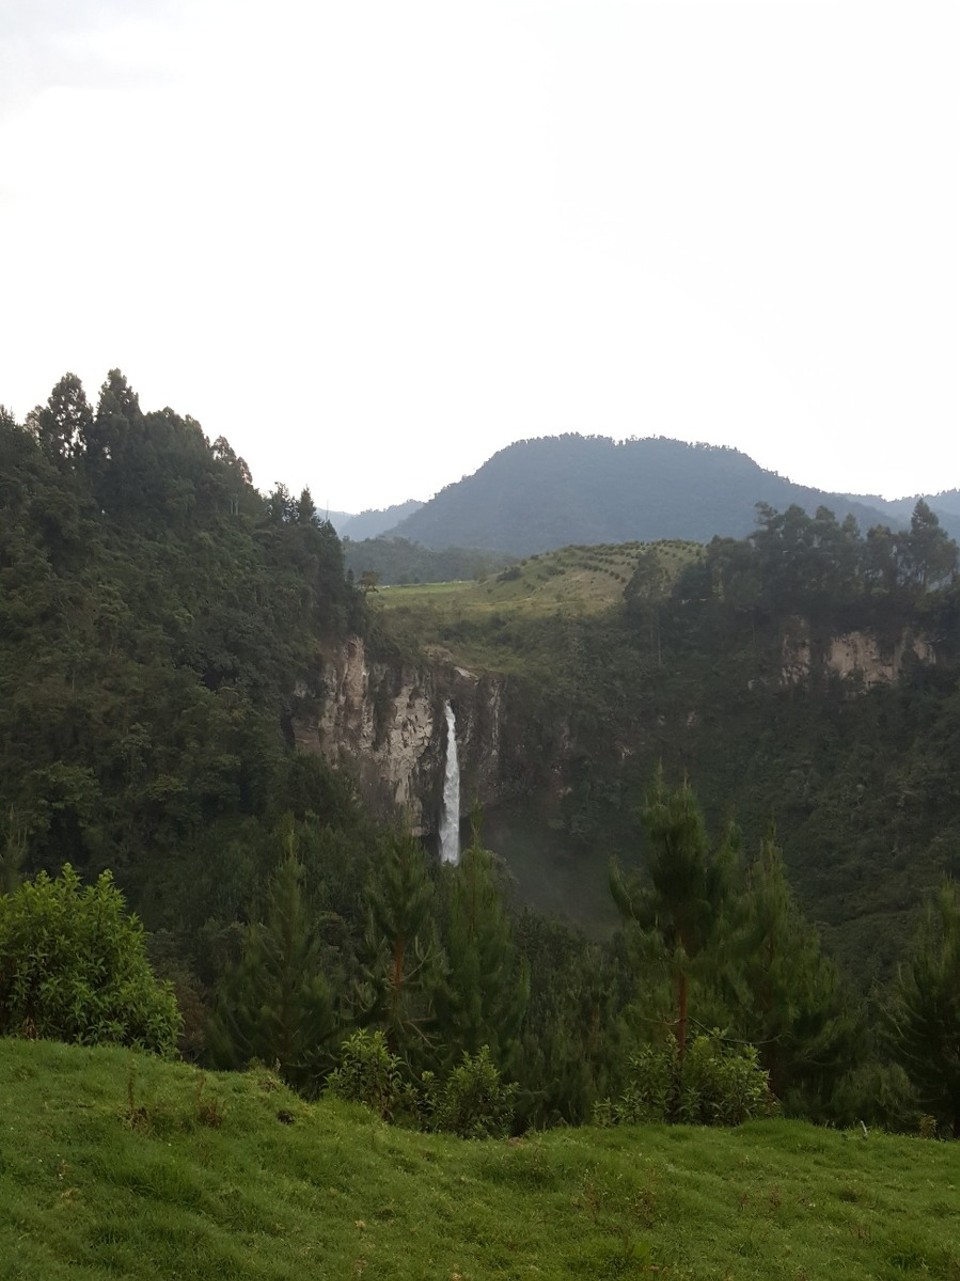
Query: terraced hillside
[{"left": 375, "top": 539, "right": 700, "bottom": 671}]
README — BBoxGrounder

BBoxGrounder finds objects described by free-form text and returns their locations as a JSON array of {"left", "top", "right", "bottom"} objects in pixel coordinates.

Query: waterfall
[{"left": 439, "top": 700, "right": 460, "bottom": 864}]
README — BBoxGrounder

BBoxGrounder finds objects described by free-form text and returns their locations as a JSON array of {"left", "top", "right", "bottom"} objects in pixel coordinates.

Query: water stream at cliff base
[{"left": 439, "top": 700, "right": 460, "bottom": 864}]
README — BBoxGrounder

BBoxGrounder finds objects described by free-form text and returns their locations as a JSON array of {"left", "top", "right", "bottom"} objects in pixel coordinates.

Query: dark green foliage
[
  {"left": 208, "top": 835, "right": 337, "bottom": 1095},
  {"left": 343, "top": 536, "right": 514, "bottom": 585},
  {"left": 356, "top": 830, "right": 440, "bottom": 1064},
  {"left": 0, "top": 865, "right": 181, "bottom": 1054},
  {"left": 0, "top": 811, "right": 27, "bottom": 894},
  {"left": 326, "top": 1029, "right": 412, "bottom": 1120},
  {"left": 595, "top": 1032, "right": 775, "bottom": 1127},
  {"left": 422, "top": 1046, "right": 517, "bottom": 1138},
  {"left": 436, "top": 824, "right": 529, "bottom": 1070},
  {"left": 721, "top": 835, "right": 859, "bottom": 1115},
  {"left": 27, "top": 372, "right": 93, "bottom": 464},
  {"left": 0, "top": 370, "right": 367, "bottom": 934},
  {"left": 885, "top": 882, "right": 960, "bottom": 1136},
  {"left": 611, "top": 771, "right": 735, "bottom": 1057},
  {"left": 327, "top": 1031, "right": 516, "bottom": 1137},
  {"left": 513, "top": 912, "right": 623, "bottom": 1127}
]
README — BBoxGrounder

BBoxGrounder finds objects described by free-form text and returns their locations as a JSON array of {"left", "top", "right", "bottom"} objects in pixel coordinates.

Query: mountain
[
  {"left": 337, "top": 498, "right": 424, "bottom": 540},
  {"left": 851, "top": 489, "right": 960, "bottom": 539},
  {"left": 319, "top": 508, "right": 356, "bottom": 533},
  {"left": 382, "top": 435, "right": 953, "bottom": 554}
]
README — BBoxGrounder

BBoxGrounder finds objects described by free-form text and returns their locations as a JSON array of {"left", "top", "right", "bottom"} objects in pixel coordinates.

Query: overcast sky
[{"left": 1, "top": 0, "right": 956, "bottom": 512}]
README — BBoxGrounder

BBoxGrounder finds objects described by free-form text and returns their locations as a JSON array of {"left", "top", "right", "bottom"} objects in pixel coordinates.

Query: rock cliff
[
  {"left": 781, "top": 623, "right": 934, "bottom": 686},
  {"left": 297, "top": 621, "right": 936, "bottom": 839},
  {"left": 293, "top": 636, "right": 504, "bottom": 836}
]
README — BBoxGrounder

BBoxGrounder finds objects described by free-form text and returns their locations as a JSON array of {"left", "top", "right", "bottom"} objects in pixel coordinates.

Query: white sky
[{"left": 1, "top": 0, "right": 957, "bottom": 512}]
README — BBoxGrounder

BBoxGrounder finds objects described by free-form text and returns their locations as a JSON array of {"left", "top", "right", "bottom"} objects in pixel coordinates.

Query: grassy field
[
  {"left": 2, "top": 1038, "right": 959, "bottom": 1281},
  {"left": 374, "top": 540, "right": 700, "bottom": 671}
]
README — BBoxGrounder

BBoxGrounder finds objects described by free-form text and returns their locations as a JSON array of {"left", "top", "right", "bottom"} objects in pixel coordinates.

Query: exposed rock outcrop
[
  {"left": 293, "top": 637, "right": 503, "bottom": 835},
  {"left": 781, "top": 624, "right": 934, "bottom": 687}
]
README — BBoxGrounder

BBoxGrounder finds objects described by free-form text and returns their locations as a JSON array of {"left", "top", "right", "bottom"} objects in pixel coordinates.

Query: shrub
[
  {"left": 0, "top": 865, "right": 181, "bottom": 1055},
  {"left": 423, "top": 1046, "right": 517, "bottom": 1139},
  {"left": 328, "top": 1034, "right": 516, "bottom": 1138},
  {"left": 326, "top": 1029, "right": 412, "bottom": 1120},
  {"left": 595, "top": 1033, "right": 775, "bottom": 1127}
]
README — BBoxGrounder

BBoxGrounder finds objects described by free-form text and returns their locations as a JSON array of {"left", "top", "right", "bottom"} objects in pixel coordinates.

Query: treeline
[
  {"left": 5, "top": 775, "right": 960, "bottom": 1139},
  {"left": 658, "top": 500, "right": 959, "bottom": 631},
  {"left": 342, "top": 535, "right": 513, "bottom": 586}
]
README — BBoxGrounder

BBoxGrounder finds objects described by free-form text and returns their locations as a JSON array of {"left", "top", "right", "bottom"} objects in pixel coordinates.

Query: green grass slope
[
  {"left": 2, "top": 1040, "right": 959, "bottom": 1280},
  {"left": 376, "top": 540, "right": 699, "bottom": 671}
]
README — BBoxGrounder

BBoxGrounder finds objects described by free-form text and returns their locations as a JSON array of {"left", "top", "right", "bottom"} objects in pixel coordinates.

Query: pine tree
[
  {"left": 723, "top": 834, "right": 857, "bottom": 1111},
  {"left": 886, "top": 881, "right": 960, "bottom": 1136},
  {"left": 611, "top": 769, "right": 734, "bottom": 1058},
  {"left": 357, "top": 829, "right": 439, "bottom": 1067},
  {"left": 209, "top": 831, "right": 335, "bottom": 1095},
  {"left": 436, "top": 820, "right": 528, "bottom": 1071}
]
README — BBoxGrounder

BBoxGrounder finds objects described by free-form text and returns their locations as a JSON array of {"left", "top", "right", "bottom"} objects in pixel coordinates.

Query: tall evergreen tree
[
  {"left": 28, "top": 373, "right": 92, "bottom": 465},
  {"left": 611, "top": 770, "right": 734, "bottom": 1058},
  {"left": 208, "top": 830, "right": 336, "bottom": 1095},
  {"left": 903, "top": 500, "right": 957, "bottom": 591},
  {"left": 885, "top": 881, "right": 960, "bottom": 1136},
  {"left": 722, "top": 834, "right": 858, "bottom": 1111},
  {"left": 436, "top": 821, "right": 528, "bottom": 1071},
  {"left": 357, "top": 829, "right": 439, "bottom": 1066}
]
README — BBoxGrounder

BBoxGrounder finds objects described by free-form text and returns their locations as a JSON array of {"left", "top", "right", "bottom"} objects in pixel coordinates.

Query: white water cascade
[{"left": 438, "top": 700, "right": 461, "bottom": 864}]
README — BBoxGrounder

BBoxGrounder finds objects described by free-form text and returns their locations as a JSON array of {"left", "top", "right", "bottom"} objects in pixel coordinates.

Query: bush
[
  {"left": 595, "top": 1033, "right": 775, "bottom": 1127},
  {"left": 422, "top": 1046, "right": 517, "bottom": 1139},
  {"left": 326, "top": 1030, "right": 412, "bottom": 1121},
  {"left": 328, "top": 1033, "right": 516, "bottom": 1138},
  {"left": 0, "top": 865, "right": 181, "bottom": 1055}
]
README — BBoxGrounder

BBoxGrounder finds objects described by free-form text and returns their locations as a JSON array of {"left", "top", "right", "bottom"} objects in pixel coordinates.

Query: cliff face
[
  {"left": 781, "top": 624, "right": 934, "bottom": 686},
  {"left": 297, "top": 622, "right": 936, "bottom": 838},
  {"left": 294, "top": 636, "right": 504, "bottom": 835}
]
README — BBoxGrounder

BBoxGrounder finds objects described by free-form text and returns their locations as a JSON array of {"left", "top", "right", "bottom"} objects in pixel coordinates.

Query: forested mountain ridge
[
  {"left": 335, "top": 498, "right": 424, "bottom": 540},
  {"left": 384, "top": 434, "right": 960, "bottom": 554}
]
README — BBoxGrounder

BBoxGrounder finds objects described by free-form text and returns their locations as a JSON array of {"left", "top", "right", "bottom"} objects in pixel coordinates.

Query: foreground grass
[{"left": 2, "top": 1040, "right": 959, "bottom": 1281}]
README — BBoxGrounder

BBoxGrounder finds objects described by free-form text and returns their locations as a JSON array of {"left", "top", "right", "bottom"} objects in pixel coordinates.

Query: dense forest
[
  {"left": 342, "top": 535, "right": 513, "bottom": 586},
  {"left": 3, "top": 374, "right": 960, "bottom": 1142},
  {"left": 440, "top": 502, "right": 960, "bottom": 985}
]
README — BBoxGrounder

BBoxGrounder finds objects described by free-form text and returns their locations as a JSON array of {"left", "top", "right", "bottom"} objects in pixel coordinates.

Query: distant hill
[
  {"left": 853, "top": 489, "right": 960, "bottom": 537},
  {"left": 337, "top": 499, "right": 424, "bottom": 540},
  {"left": 381, "top": 435, "right": 955, "bottom": 554},
  {"left": 319, "top": 509, "right": 356, "bottom": 533}
]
